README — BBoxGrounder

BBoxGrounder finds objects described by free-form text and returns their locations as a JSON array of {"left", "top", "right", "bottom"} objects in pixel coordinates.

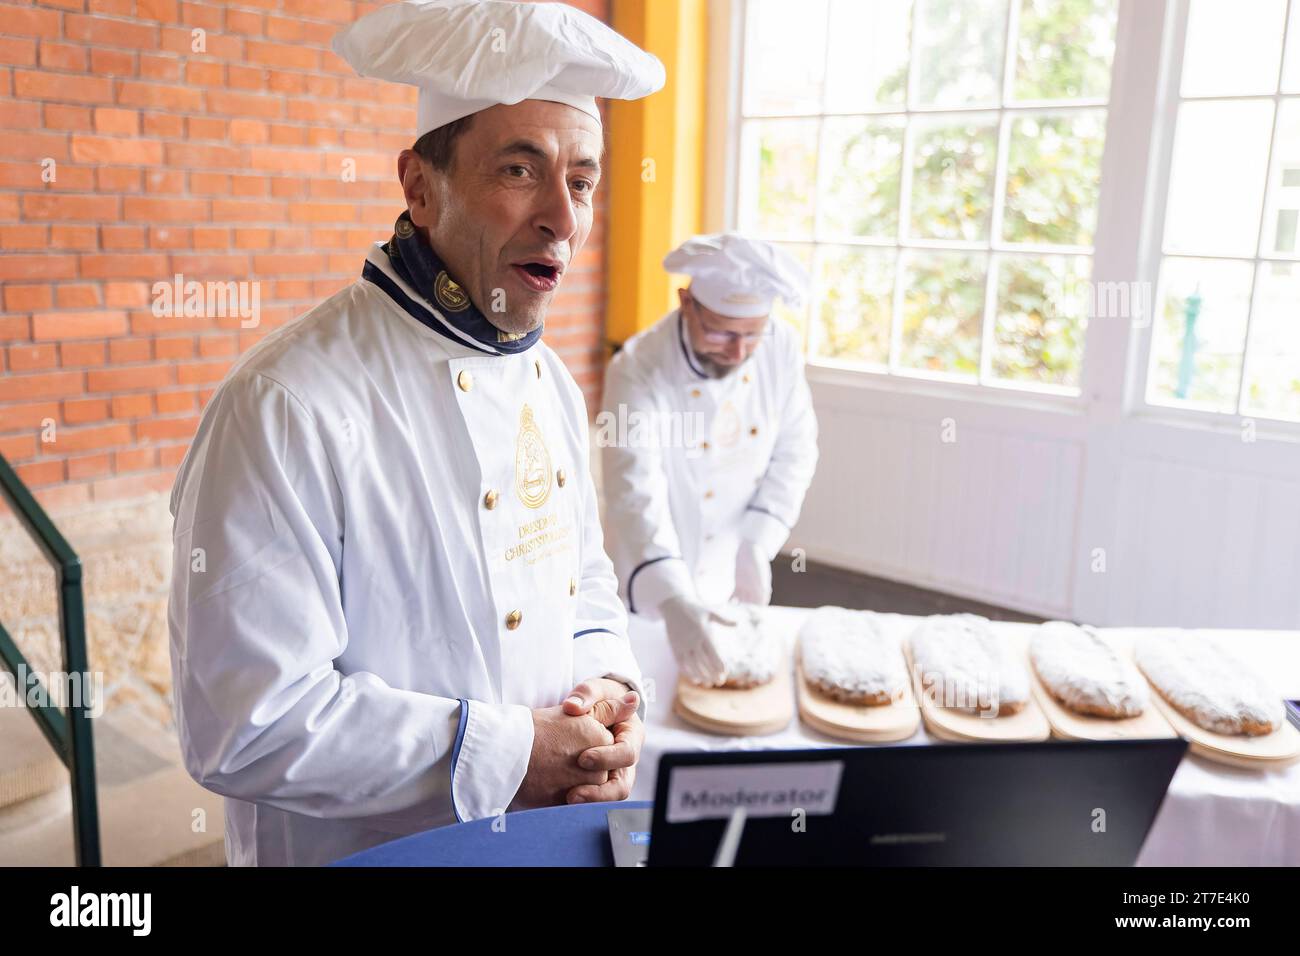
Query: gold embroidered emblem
[
  {"left": 515, "top": 404, "right": 552, "bottom": 509},
  {"left": 434, "top": 270, "right": 471, "bottom": 312},
  {"left": 395, "top": 217, "right": 415, "bottom": 239}
]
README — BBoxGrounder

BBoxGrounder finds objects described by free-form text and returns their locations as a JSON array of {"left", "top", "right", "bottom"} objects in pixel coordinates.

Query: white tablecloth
[{"left": 626, "top": 606, "right": 1300, "bottom": 866}]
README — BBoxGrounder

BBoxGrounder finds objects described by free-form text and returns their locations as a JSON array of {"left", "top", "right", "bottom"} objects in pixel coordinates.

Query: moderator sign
[{"left": 665, "top": 761, "right": 845, "bottom": 823}]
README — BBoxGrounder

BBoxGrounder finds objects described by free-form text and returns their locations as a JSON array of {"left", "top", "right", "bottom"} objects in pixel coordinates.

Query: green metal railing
[{"left": 0, "top": 452, "right": 100, "bottom": 866}]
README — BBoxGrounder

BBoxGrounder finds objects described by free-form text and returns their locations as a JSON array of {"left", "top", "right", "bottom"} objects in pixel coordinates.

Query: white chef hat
[
  {"left": 663, "top": 233, "right": 809, "bottom": 319},
  {"left": 332, "top": 0, "right": 665, "bottom": 138}
]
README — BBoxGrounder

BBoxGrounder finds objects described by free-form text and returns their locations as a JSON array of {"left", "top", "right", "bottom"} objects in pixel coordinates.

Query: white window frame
[
  {"left": 726, "top": 0, "right": 1116, "bottom": 403},
  {"left": 707, "top": 0, "right": 1300, "bottom": 441},
  {"left": 1131, "top": 0, "right": 1300, "bottom": 435}
]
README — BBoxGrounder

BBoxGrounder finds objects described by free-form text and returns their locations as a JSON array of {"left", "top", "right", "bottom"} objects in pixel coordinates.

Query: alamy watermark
[
  {"left": 152, "top": 273, "right": 261, "bottom": 329},
  {"left": 1, "top": 664, "right": 104, "bottom": 718},
  {"left": 594, "top": 404, "right": 707, "bottom": 458},
  {"left": 912, "top": 666, "right": 1004, "bottom": 718},
  {"left": 1045, "top": 278, "right": 1154, "bottom": 327}
]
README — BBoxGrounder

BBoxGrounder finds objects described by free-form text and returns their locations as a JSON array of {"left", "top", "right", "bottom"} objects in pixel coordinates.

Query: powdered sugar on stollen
[
  {"left": 909, "top": 613, "right": 1029, "bottom": 714},
  {"left": 1135, "top": 631, "right": 1282, "bottom": 736},
  {"left": 798, "top": 606, "right": 908, "bottom": 704},
  {"left": 708, "top": 605, "right": 780, "bottom": 689},
  {"left": 1030, "top": 621, "right": 1148, "bottom": 718}
]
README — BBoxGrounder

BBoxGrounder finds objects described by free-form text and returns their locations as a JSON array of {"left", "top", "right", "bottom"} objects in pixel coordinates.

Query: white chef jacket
[
  {"left": 600, "top": 308, "right": 818, "bottom": 615},
  {"left": 168, "top": 243, "right": 644, "bottom": 866}
]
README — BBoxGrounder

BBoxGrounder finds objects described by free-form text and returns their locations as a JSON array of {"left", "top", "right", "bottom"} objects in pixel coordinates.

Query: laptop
[{"left": 609, "top": 738, "right": 1186, "bottom": 866}]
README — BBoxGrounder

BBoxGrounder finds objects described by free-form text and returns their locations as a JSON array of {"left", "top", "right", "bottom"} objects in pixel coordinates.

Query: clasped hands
[{"left": 515, "top": 677, "right": 644, "bottom": 809}]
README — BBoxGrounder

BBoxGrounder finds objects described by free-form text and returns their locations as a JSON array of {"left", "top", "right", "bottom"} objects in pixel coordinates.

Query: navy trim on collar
[
  {"left": 385, "top": 210, "right": 543, "bottom": 355},
  {"left": 677, "top": 310, "right": 708, "bottom": 379},
  {"left": 362, "top": 259, "right": 496, "bottom": 355}
]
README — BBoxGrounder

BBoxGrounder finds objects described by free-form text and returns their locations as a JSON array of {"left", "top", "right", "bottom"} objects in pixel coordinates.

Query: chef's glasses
[
  {"left": 684, "top": 296, "right": 772, "bottom": 345},
  {"left": 698, "top": 324, "right": 771, "bottom": 345}
]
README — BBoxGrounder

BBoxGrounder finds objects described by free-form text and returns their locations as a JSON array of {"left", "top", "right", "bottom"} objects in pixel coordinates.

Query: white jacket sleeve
[
  {"left": 548, "top": 364, "right": 647, "bottom": 718},
  {"left": 599, "top": 353, "right": 695, "bottom": 619},
  {"left": 739, "top": 330, "right": 819, "bottom": 560},
  {"left": 168, "top": 371, "right": 532, "bottom": 827}
]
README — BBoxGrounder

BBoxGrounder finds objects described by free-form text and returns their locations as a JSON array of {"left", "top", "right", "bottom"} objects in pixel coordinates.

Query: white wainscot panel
[
  {"left": 1104, "top": 456, "right": 1300, "bottom": 628},
  {"left": 793, "top": 392, "right": 1083, "bottom": 619}
]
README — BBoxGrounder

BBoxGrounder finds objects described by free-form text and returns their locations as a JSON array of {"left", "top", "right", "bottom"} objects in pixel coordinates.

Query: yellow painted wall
[{"left": 606, "top": 0, "right": 708, "bottom": 347}]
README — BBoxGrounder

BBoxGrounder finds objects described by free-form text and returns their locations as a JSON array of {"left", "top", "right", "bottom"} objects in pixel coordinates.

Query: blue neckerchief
[{"left": 379, "top": 210, "right": 543, "bottom": 355}]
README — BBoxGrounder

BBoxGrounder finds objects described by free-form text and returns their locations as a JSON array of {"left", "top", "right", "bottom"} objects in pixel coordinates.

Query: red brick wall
[{"left": 0, "top": 0, "right": 611, "bottom": 514}]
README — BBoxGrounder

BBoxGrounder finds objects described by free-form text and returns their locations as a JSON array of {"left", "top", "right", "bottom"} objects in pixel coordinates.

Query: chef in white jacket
[
  {"left": 601, "top": 234, "right": 818, "bottom": 685},
  {"left": 167, "top": 0, "right": 664, "bottom": 866}
]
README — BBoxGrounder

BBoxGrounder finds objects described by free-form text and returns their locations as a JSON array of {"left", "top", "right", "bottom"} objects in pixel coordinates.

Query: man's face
[
  {"left": 403, "top": 101, "right": 603, "bottom": 335},
  {"left": 679, "top": 287, "right": 769, "bottom": 377}
]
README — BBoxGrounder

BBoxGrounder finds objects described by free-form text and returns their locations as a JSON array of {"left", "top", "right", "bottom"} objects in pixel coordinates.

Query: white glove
[
  {"left": 731, "top": 540, "right": 773, "bottom": 606},
  {"left": 660, "top": 595, "right": 738, "bottom": 687}
]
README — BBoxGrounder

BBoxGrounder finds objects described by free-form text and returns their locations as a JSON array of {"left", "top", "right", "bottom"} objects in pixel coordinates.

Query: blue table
[{"left": 331, "top": 801, "right": 652, "bottom": 867}]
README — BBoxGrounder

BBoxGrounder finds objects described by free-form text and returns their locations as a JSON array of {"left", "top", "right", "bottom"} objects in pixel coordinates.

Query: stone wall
[{"left": 1, "top": 490, "right": 174, "bottom": 727}]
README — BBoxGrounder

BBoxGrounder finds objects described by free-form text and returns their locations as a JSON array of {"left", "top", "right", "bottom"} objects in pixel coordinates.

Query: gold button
[
  {"left": 743, "top": 374, "right": 751, "bottom": 384},
  {"left": 750, "top": 426, "right": 759, "bottom": 437},
  {"left": 484, "top": 489, "right": 498, "bottom": 510},
  {"left": 690, "top": 388, "right": 701, "bottom": 398},
  {"left": 704, "top": 490, "right": 714, "bottom": 500},
  {"left": 457, "top": 369, "right": 473, "bottom": 392},
  {"left": 506, "top": 610, "right": 522, "bottom": 630},
  {"left": 701, "top": 440, "right": 710, "bottom": 450},
  {"left": 556, "top": 468, "right": 566, "bottom": 487},
  {"left": 569, "top": 578, "right": 576, "bottom": 596},
  {"left": 535, "top": 359, "right": 542, "bottom": 378}
]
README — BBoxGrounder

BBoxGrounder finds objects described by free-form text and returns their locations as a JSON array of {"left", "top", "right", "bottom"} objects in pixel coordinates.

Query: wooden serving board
[
  {"left": 795, "top": 655, "right": 920, "bottom": 743},
  {"left": 1143, "top": 691, "right": 1300, "bottom": 768},
  {"left": 903, "top": 639, "right": 1051, "bottom": 743},
  {"left": 673, "top": 662, "right": 794, "bottom": 737},
  {"left": 1020, "top": 632, "right": 1177, "bottom": 742}
]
